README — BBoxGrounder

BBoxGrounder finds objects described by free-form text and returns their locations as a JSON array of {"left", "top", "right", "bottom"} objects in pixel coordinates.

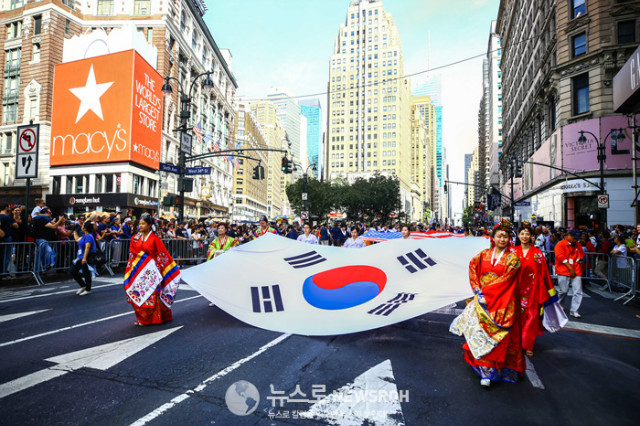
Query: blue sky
[{"left": 205, "top": 0, "right": 500, "bottom": 218}]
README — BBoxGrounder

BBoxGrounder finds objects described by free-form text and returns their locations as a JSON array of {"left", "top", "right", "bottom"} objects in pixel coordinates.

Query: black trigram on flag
[
  {"left": 397, "top": 248, "right": 436, "bottom": 273},
  {"left": 368, "top": 293, "right": 417, "bottom": 316},
  {"left": 251, "top": 285, "right": 284, "bottom": 313},
  {"left": 283, "top": 250, "right": 327, "bottom": 269}
]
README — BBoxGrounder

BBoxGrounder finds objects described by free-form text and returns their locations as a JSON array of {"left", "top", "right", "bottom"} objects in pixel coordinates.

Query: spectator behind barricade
[
  {"left": 166, "top": 222, "right": 177, "bottom": 238},
  {"left": 611, "top": 235, "right": 629, "bottom": 269},
  {"left": 175, "top": 222, "right": 188, "bottom": 239},
  {"left": 554, "top": 229, "right": 585, "bottom": 318},
  {"left": 11, "top": 206, "right": 25, "bottom": 243},
  {"left": 238, "top": 224, "right": 254, "bottom": 244},
  {"left": 0, "top": 204, "right": 19, "bottom": 274},
  {"left": 56, "top": 215, "right": 73, "bottom": 241},
  {"left": 122, "top": 217, "right": 133, "bottom": 239},
  {"left": 579, "top": 232, "right": 596, "bottom": 280},
  {"left": 71, "top": 221, "right": 97, "bottom": 296},
  {"left": 228, "top": 223, "right": 238, "bottom": 238},
  {"left": 30, "top": 198, "right": 45, "bottom": 218},
  {"left": 32, "top": 207, "right": 63, "bottom": 273}
]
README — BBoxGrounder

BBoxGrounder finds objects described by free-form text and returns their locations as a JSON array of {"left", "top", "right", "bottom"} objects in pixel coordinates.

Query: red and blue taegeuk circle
[{"left": 302, "top": 265, "right": 387, "bottom": 310}]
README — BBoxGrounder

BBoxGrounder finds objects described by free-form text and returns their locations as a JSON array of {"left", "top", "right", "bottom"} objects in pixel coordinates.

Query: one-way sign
[{"left": 16, "top": 124, "right": 39, "bottom": 179}]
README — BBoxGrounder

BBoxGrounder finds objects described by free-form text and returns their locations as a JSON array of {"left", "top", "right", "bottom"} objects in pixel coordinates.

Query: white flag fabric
[{"left": 181, "top": 233, "right": 489, "bottom": 336}]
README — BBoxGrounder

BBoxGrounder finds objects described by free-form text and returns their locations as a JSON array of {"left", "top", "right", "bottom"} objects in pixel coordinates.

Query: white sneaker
[
  {"left": 76, "top": 287, "right": 86, "bottom": 295},
  {"left": 480, "top": 379, "right": 491, "bottom": 387},
  {"left": 78, "top": 290, "right": 91, "bottom": 296}
]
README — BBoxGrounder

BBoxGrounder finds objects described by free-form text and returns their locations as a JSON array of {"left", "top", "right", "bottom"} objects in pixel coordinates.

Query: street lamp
[
  {"left": 577, "top": 128, "right": 626, "bottom": 231},
  {"left": 302, "top": 163, "right": 317, "bottom": 224},
  {"left": 161, "top": 72, "right": 216, "bottom": 221}
]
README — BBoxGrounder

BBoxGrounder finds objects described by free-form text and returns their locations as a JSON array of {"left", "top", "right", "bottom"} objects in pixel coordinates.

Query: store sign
[
  {"left": 613, "top": 43, "right": 640, "bottom": 113},
  {"left": 50, "top": 50, "right": 162, "bottom": 170},
  {"left": 47, "top": 193, "right": 158, "bottom": 209}
]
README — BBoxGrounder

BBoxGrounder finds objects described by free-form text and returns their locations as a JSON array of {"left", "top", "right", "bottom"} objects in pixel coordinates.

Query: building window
[
  {"left": 133, "top": 0, "right": 151, "bottom": 16},
  {"left": 572, "top": 0, "right": 586, "bottom": 19},
  {"left": 618, "top": 20, "right": 636, "bottom": 44},
  {"left": 62, "top": 0, "right": 74, "bottom": 9},
  {"left": 33, "top": 15, "right": 42, "bottom": 35},
  {"left": 573, "top": 73, "right": 590, "bottom": 115},
  {"left": 65, "top": 19, "right": 71, "bottom": 36},
  {"left": 9, "top": 0, "right": 23, "bottom": 10},
  {"left": 97, "top": 0, "right": 114, "bottom": 16},
  {"left": 6, "top": 21, "right": 22, "bottom": 40},
  {"left": 32, "top": 43, "right": 40, "bottom": 62},
  {"left": 572, "top": 32, "right": 586, "bottom": 57}
]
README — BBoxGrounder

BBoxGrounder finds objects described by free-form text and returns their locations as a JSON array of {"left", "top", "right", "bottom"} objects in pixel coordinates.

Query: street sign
[
  {"left": 160, "top": 162, "right": 180, "bottom": 174},
  {"left": 598, "top": 194, "right": 609, "bottom": 209},
  {"left": 302, "top": 192, "right": 308, "bottom": 201},
  {"left": 300, "top": 211, "right": 309, "bottom": 220},
  {"left": 16, "top": 124, "right": 39, "bottom": 179},
  {"left": 180, "top": 132, "right": 192, "bottom": 154},
  {"left": 515, "top": 201, "right": 531, "bottom": 207},
  {"left": 186, "top": 166, "right": 212, "bottom": 175}
]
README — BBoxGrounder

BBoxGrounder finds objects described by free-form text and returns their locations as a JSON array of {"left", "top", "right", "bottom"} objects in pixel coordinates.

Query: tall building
[
  {"left": 0, "top": 0, "right": 237, "bottom": 219},
  {"left": 250, "top": 100, "right": 288, "bottom": 217},
  {"left": 497, "top": 0, "right": 639, "bottom": 227},
  {"left": 266, "top": 88, "right": 302, "bottom": 174},
  {"left": 412, "top": 74, "right": 444, "bottom": 217},
  {"left": 464, "top": 153, "right": 473, "bottom": 206},
  {"left": 411, "top": 95, "right": 436, "bottom": 216},
  {"left": 299, "top": 98, "right": 322, "bottom": 178},
  {"left": 477, "top": 60, "right": 488, "bottom": 191},
  {"left": 485, "top": 21, "right": 502, "bottom": 192},
  {"left": 326, "top": 0, "right": 414, "bottom": 216},
  {"left": 232, "top": 102, "right": 269, "bottom": 221},
  {"left": 467, "top": 146, "right": 480, "bottom": 208}
]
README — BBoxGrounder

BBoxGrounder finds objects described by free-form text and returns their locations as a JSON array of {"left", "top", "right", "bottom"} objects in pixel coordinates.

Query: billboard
[{"left": 50, "top": 50, "right": 162, "bottom": 170}]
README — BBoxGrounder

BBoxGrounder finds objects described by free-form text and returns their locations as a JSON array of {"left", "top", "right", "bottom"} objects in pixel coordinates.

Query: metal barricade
[
  {"left": 0, "top": 241, "right": 42, "bottom": 285},
  {"left": 609, "top": 255, "right": 637, "bottom": 304},
  {"left": 47, "top": 240, "right": 78, "bottom": 274},
  {"left": 542, "top": 249, "right": 611, "bottom": 292},
  {"left": 161, "top": 238, "right": 211, "bottom": 265},
  {"left": 108, "top": 239, "right": 131, "bottom": 269}
]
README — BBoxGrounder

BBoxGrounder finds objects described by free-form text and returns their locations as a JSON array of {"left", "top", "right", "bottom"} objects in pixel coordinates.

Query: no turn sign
[
  {"left": 597, "top": 194, "right": 609, "bottom": 209},
  {"left": 16, "top": 124, "right": 39, "bottom": 179}
]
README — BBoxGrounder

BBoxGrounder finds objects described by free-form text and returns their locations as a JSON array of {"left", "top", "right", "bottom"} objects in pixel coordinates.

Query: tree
[
  {"left": 337, "top": 173, "right": 401, "bottom": 222},
  {"left": 462, "top": 206, "right": 474, "bottom": 226},
  {"left": 286, "top": 177, "right": 337, "bottom": 222}
]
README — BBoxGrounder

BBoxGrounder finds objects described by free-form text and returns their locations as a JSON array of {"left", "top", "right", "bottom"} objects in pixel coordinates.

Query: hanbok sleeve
[{"left": 468, "top": 251, "right": 483, "bottom": 293}]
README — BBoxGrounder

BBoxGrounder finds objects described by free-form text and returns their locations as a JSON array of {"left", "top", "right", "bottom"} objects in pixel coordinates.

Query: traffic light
[
  {"left": 286, "top": 158, "right": 293, "bottom": 174},
  {"left": 162, "top": 195, "right": 176, "bottom": 206},
  {"left": 281, "top": 156, "right": 287, "bottom": 172},
  {"left": 444, "top": 182, "right": 448, "bottom": 193},
  {"left": 253, "top": 165, "right": 260, "bottom": 180},
  {"left": 515, "top": 159, "right": 523, "bottom": 178}
]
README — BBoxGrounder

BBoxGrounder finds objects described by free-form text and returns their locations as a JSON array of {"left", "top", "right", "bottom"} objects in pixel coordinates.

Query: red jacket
[{"left": 554, "top": 239, "right": 585, "bottom": 277}]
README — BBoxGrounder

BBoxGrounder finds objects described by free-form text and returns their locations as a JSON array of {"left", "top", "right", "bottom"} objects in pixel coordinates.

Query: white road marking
[
  {"left": 0, "top": 327, "right": 182, "bottom": 399},
  {"left": 129, "top": 332, "right": 292, "bottom": 426},
  {"left": 563, "top": 321, "right": 640, "bottom": 339},
  {"left": 524, "top": 357, "right": 545, "bottom": 389},
  {"left": 300, "top": 359, "right": 406, "bottom": 425},
  {"left": 0, "top": 282, "right": 123, "bottom": 304},
  {"left": 0, "top": 295, "right": 202, "bottom": 348},
  {"left": 0, "top": 309, "right": 51, "bottom": 323}
]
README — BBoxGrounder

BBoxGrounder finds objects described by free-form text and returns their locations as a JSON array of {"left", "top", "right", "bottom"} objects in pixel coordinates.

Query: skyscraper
[
  {"left": 266, "top": 88, "right": 302, "bottom": 173},
  {"left": 327, "top": 0, "right": 413, "bottom": 215},
  {"left": 411, "top": 95, "right": 436, "bottom": 216},
  {"left": 299, "top": 98, "right": 322, "bottom": 179}
]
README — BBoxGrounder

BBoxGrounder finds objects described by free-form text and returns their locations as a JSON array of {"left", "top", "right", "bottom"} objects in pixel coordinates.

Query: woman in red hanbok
[
  {"left": 450, "top": 220, "right": 524, "bottom": 387},
  {"left": 515, "top": 224, "right": 556, "bottom": 357},
  {"left": 124, "top": 214, "right": 180, "bottom": 326}
]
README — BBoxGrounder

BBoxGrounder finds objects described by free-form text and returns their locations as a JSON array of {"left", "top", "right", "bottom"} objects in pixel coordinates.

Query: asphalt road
[{"left": 0, "top": 271, "right": 639, "bottom": 426}]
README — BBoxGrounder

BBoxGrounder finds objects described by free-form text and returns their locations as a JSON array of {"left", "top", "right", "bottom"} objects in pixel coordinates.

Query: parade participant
[
  {"left": 514, "top": 223, "right": 556, "bottom": 357},
  {"left": 71, "top": 221, "right": 97, "bottom": 296},
  {"left": 343, "top": 227, "right": 366, "bottom": 248},
  {"left": 554, "top": 229, "right": 585, "bottom": 318},
  {"left": 450, "top": 219, "right": 524, "bottom": 387},
  {"left": 297, "top": 223, "right": 319, "bottom": 244},
  {"left": 255, "top": 216, "right": 277, "bottom": 237},
  {"left": 206, "top": 222, "right": 239, "bottom": 261},
  {"left": 400, "top": 224, "right": 411, "bottom": 240},
  {"left": 124, "top": 214, "right": 180, "bottom": 326}
]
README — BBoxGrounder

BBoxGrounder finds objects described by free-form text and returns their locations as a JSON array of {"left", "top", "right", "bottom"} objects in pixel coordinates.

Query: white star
[
  {"left": 133, "top": 143, "right": 139, "bottom": 153},
  {"left": 69, "top": 65, "right": 114, "bottom": 123}
]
